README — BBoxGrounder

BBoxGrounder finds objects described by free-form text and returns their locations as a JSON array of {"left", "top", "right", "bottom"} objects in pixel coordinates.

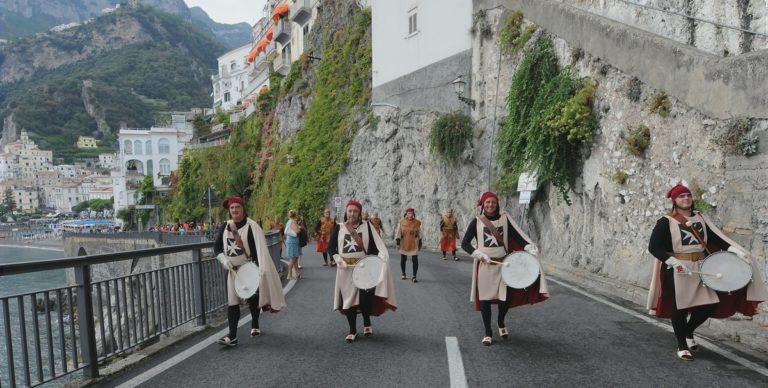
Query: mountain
[
  {"left": 188, "top": 6, "right": 251, "bottom": 49},
  {"left": 0, "top": 0, "right": 251, "bottom": 48},
  {"left": 0, "top": 5, "right": 227, "bottom": 162}
]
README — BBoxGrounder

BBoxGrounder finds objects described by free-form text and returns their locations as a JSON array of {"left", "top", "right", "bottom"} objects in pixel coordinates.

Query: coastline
[{"left": 0, "top": 238, "right": 64, "bottom": 252}]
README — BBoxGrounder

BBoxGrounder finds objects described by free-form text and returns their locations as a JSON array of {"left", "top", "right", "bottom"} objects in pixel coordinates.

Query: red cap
[
  {"left": 222, "top": 196, "right": 245, "bottom": 209},
  {"left": 346, "top": 199, "right": 362, "bottom": 211},
  {"left": 666, "top": 184, "right": 691, "bottom": 200},
  {"left": 405, "top": 208, "right": 415, "bottom": 214},
  {"left": 477, "top": 191, "right": 499, "bottom": 206}
]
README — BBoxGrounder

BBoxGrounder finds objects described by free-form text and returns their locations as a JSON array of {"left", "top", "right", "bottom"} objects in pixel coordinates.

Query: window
[
  {"left": 123, "top": 140, "right": 133, "bottom": 154},
  {"left": 408, "top": 9, "right": 418, "bottom": 35},
  {"left": 230, "top": 61, "right": 236, "bottom": 70},
  {"left": 146, "top": 160, "right": 154, "bottom": 176},
  {"left": 224, "top": 92, "right": 231, "bottom": 102},
  {"left": 159, "top": 158, "right": 171, "bottom": 175},
  {"left": 134, "top": 140, "right": 143, "bottom": 155},
  {"left": 158, "top": 138, "right": 170, "bottom": 154},
  {"left": 303, "top": 24, "right": 310, "bottom": 51},
  {"left": 145, "top": 140, "right": 152, "bottom": 155},
  {"left": 282, "top": 43, "right": 291, "bottom": 61}
]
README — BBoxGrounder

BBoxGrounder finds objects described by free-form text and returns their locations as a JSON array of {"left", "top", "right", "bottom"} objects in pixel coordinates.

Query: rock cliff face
[{"left": 334, "top": 2, "right": 768, "bottom": 326}]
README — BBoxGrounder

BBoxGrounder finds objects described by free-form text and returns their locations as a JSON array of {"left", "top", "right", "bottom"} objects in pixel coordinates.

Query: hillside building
[
  {"left": 212, "top": 44, "right": 252, "bottom": 111},
  {"left": 77, "top": 136, "right": 98, "bottom": 148}
]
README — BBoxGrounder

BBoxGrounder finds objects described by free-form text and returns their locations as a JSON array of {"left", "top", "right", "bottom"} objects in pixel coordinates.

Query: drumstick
[
  {"left": 485, "top": 261, "right": 509, "bottom": 267},
  {"left": 687, "top": 269, "right": 723, "bottom": 278}
]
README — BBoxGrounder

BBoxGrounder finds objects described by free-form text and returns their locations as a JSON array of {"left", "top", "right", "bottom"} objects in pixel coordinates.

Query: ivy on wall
[
  {"left": 496, "top": 35, "right": 598, "bottom": 205},
  {"left": 429, "top": 111, "right": 473, "bottom": 164}
]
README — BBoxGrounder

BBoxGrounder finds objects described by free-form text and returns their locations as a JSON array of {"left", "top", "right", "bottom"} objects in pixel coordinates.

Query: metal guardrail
[{"left": 0, "top": 231, "right": 282, "bottom": 387}]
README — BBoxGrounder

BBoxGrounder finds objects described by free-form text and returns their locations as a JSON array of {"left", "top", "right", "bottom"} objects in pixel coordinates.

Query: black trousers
[
  {"left": 227, "top": 293, "right": 261, "bottom": 339},
  {"left": 664, "top": 268, "right": 717, "bottom": 349},
  {"left": 345, "top": 288, "right": 375, "bottom": 334},
  {"left": 479, "top": 297, "right": 511, "bottom": 337},
  {"left": 400, "top": 254, "right": 419, "bottom": 277}
]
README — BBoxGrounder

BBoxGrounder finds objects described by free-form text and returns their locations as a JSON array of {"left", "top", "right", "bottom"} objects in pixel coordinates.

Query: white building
[
  {"left": 0, "top": 154, "right": 18, "bottom": 181},
  {"left": 99, "top": 153, "right": 119, "bottom": 170},
  {"left": 1, "top": 129, "right": 53, "bottom": 183},
  {"left": 52, "top": 183, "right": 85, "bottom": 212},
  {"left": 112, "top": 119, "right": 194, "bottom": 220},
  {"left": 371, "top": 0, "right": 472, "bottom": 112},
  {"left": 212, "top": 44, "right": 252, "bottom": 111},
  {"left": 270, "top": 0, "right": 320, "bottom": 75}
]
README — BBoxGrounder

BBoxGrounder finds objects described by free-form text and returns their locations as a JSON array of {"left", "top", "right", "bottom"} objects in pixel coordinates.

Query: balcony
[
  {"left": 290, "top": 0, "right": 312, "bottom": 26},
  {"left": 273, "top": 18, "right": 291, "bottom": 45},
  {"left": 252, "top": 42, "right": 276, "bottom": 74},
  {"left": 273, "top": 54, "right": 291, "bottom": 75}
]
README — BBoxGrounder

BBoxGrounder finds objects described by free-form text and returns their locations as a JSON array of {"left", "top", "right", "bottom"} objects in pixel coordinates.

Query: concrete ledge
[{"left": 476, "top": 0, "right": 768, "bottom": 119}]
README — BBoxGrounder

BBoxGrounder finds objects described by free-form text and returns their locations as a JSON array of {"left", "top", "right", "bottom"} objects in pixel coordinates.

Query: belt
[
  {"left": 667, "top": 252, "right": 706, "bottom": 262},
  {"left": 342, "top": 257, "right": 360, "bottom": 265},
  {"left": 490, "top": 257, "right": 506, "bottom": 263}
]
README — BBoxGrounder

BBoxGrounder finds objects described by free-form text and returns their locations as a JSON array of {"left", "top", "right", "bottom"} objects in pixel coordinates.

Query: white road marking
[
  {"left": 116, "top": 261, "right": 296, "bottom": 388},
  {"left": 548, "top": 277, "right": 768, "bottom": 378},
  {"left": 445, "top": 336, "right": 468, "bottom": 388}
]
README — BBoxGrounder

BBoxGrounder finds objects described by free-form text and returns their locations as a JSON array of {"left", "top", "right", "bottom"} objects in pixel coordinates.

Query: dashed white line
[{"left": 445, "top": 336, "right": 468, "bottom": 388}]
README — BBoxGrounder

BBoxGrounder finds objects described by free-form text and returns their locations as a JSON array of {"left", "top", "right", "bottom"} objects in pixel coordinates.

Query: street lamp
[{"left": 452, "top": 75, "right": 476, "bottom": 110}]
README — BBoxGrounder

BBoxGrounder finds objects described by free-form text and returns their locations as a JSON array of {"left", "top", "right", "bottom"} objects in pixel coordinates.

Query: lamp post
[{"left": 452, "top": 75, "right": 476, "bottom": 110}]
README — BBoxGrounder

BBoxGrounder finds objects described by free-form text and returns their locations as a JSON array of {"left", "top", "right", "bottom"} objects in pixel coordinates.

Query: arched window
[
  {"left": 134, "top": 140, "right": 143, "bottom": 155},
  {"left": 159, "top": 158, "right": 171, "bottom": 175},
  {"left": 123, "top": 140, "right": 133, "bottom": 154},
  {"left": 146, "top": 159, "right": 154, "bottom": 176},
  {"left": 158, "top": 138, "right": 170, "bottom": 154},
  {"left": 145, "top": 140, "right": 152, "bottom": 155}
]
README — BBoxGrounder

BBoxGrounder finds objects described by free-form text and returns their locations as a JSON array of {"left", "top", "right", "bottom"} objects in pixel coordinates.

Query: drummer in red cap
[
  {"left": 395, "top": 207, "right": 422, "bottom": 282},
  {"left": 461, "top": 191, "right": 549, "bottom": 346},
  {"left": 646, "top": 184, "right": 768, "bottom": 360},
  {"left": 214, "top": 196, "right": 286, "bottom": 347},
  {"left": 328, "top": 199, "right": 397, "bottom": 342}
]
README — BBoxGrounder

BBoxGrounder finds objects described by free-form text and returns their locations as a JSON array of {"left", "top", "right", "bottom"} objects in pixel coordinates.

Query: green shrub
[
  {"left": 429, "top": 112, "right": 473, "bottom": 163},
  {"left": 498, "top": 11, "right": 524, "bottom": 54},
  {"left": 496, "top": 35, "right": 598, "bottom": 204},
  {"left": 625, "top": 124, "right": 651, "bottom": 156},
  {"left": 649, "top": 91, "right": 671, "bottom": 117},
  {"left": 611, "top": 169, "right": 628, "bottom": 185}
]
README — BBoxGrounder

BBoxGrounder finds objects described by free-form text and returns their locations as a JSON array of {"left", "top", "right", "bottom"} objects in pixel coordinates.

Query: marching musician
[
  {"left": 440, "top": 208, "right": 460, "bottom": 261},
  {"left": 329, "top": 200, "right": 397, "bottom": 343},
  {"left": 214, "top": 196, "right": 286, "bottom": 347},
  {"left": 314, "top": 209, "right": 336, "bottom": 266},
  {"left": 461, "top": 191, "right": 549, "bottom": 346},
  {"left": 395, "top": 208, "right": 422, "bottom": 283},
  {"left": 646, "top": 184, "right": 768, "bottom": 360}
]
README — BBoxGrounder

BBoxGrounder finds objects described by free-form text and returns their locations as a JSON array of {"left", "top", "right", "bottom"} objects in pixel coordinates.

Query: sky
[{"left": 184, "top": 0, "right": 267, "bottom": 25}]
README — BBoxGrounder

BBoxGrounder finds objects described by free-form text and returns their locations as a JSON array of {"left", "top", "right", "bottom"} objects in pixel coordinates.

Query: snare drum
[
  {"left": 698, "top": 251, "right": 751, "bottom": 293},
  {"left": 351, "top": 255, "right": 385, "bottom": 290},
  {"left": 234, "top": 262, "right": 261, "bottom": 299},
  {"left": 499, "top": 251, "right": 540, "bottom": 289}
]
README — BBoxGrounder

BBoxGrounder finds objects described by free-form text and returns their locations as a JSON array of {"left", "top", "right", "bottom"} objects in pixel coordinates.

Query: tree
[{"left": 3, "top": 188, "right": 16, "bottom": 214}]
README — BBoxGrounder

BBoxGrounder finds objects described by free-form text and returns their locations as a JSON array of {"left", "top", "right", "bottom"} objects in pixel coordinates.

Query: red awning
[
  {"left": 266, "top": 26, "right": 274, "bottom": 41},
  {"left": 259, "top": 85, "right": 269, "bottom": 94},
  {"left": 272, "top": 3, "right": 289, "bottom": 21},
  {"left": 255, "top": 38, "right": 268, "bottom": 54},
  {"left": 247, "top": 50, "right": 257, "bottom": 63}
]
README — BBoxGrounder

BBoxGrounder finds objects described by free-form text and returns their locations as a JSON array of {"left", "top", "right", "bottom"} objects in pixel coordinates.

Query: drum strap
[
  {"left": 345, "top": 222, "right": 367, "bottom": 254},
  {"left": 670, "top": 211, "right": 710, "bottom": 255},
  {"left": 478, "top": 215, "right": 507, "bottom": 253}
]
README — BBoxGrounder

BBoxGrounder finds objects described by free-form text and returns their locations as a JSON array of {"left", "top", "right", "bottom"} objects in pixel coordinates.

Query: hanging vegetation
[
  {"left": 496, "top": 35, "right": 598, "bottom": 204},
  {"left": 429, "top": 111, "right": 473, "bottom": 164}
]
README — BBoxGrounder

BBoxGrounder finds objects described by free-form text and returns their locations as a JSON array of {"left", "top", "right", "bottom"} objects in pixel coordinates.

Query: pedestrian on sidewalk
[
  {"left": 395, "top": 208, "right": 422, "bottom": 283},
  {"left": 315, "top": 209, "right": 336, "bottom": 266},
  {"left": 439, "top": 208, "right": 460, "bottom": 261},
  {"left": 214, "top": 196, "right": 286, "bottom": 347},
  {"left": 284, "top": 210, "right": 303, "bottom": 280},
  {"left": 646, "top": 184, "right": 768, "bottom": 361},
  {"left": 329, "top": 199, "right": 397, "bottom": 343},
  {"left": 461, "top": 191, "right": 548, "bottom": 346}
]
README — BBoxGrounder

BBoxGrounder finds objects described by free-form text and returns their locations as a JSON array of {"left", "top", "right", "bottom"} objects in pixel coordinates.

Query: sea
[{"left": 0, "top": 244, "right": 68, "bottom": 386}]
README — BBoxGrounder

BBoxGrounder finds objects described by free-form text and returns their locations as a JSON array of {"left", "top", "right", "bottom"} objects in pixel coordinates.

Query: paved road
[{"left": 103, "top": 244, "right": 768, "bottom": 387}]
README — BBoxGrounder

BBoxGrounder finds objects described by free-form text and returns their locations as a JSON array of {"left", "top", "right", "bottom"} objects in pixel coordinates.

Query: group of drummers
[{"left": 212, "top": 184, "right": 768, "bottom": 360}]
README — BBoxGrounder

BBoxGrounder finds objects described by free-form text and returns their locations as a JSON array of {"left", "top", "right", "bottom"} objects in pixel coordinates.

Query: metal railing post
[
  {"left": 192, "top": 248, "right": 206, "bottom": 325},
  {"left": 75, "top": 265, "right": 99, "bottom": 378}
]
